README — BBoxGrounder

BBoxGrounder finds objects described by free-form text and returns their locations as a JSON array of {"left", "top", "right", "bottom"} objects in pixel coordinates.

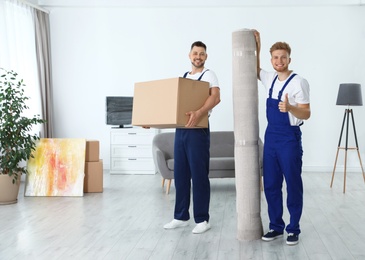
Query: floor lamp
[{"left": 330, "top": 83, "right": 365, "bottom": 193}]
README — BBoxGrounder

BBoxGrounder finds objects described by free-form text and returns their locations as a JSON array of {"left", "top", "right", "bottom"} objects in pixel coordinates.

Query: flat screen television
[{"left": 106, "top": 96, "right": 133, "bottom": 128}]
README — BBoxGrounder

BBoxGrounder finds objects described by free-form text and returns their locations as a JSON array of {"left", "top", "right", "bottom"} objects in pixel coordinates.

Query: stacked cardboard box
[{"left": 84, "top": 140, "right": 103, "bottom": 193}]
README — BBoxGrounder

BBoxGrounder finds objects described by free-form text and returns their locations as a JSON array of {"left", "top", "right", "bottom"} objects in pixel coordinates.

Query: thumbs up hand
[{"left": 278, "top": 93, "right": 291, "bottom": 113}]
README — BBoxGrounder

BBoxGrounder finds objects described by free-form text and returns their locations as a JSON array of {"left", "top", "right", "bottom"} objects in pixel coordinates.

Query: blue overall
[
  {"left": 173, "top": 70, "right": 210, "bottom": 223},
  {"left": 263, "top": 74, "right": 303, "bottom": 235}
]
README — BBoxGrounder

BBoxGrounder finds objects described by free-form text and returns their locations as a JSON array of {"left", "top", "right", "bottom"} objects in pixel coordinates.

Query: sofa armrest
[{"left": 152, "top": 147, "right": 173, "bottom": 179}]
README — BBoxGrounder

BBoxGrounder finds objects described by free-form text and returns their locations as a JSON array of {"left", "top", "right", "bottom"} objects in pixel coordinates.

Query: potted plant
[{"left": 0, "top": 68, "right": 46, "bottom": 204}]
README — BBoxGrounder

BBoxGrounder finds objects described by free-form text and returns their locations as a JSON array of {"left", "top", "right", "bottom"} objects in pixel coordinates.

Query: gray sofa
[{"left": 152, "top": 131, "right": 263, "bottom": 194}]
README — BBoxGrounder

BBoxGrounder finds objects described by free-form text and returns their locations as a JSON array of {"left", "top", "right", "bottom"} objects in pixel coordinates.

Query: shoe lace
[{"left": 288, "top": 233, "right": 295, "bottom": 237}]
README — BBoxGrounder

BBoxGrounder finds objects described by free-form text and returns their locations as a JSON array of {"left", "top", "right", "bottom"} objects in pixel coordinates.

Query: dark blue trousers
[
  {"left": 173, "top": 127, "right": 210, "bottom": 223},
  {"left": 263, "top": 125, "right": 303, "bottom": 234}
]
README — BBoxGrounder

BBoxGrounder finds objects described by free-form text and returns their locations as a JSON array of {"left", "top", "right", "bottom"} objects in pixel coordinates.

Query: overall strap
[
  {"left": 268, "top": 75, "right": 278, "bottom": 99},
  {"left": 197, "top": 69, "right": 209, "bottom": 81},
  {"left": 278, "top": 73, "right": 297, "bottom": 100}
]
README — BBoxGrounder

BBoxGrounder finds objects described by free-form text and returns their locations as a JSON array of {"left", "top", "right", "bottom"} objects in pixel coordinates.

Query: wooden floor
[{"left": 1, "top": 170, "right": 365, "bottom": 260}]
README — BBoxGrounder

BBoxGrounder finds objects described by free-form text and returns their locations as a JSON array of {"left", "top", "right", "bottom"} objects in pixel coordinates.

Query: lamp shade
[{"left": 336, "top": 83, "right": 363, "bottom": 106}]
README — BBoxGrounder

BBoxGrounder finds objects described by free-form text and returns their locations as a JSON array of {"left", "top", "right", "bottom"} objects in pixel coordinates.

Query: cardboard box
[
  {"left": 132, "top": 77, "right": 209, "bottom": 128},
  {"left": 85, "top": 140, "right": 99, "bottom": 162},
  {"left": 84, "top": 160, "right": 103, "bottom": 193}
]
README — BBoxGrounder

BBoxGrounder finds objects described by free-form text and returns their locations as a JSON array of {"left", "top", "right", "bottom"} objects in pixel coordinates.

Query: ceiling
[{"left": 36, "top": 0, "right": 365, "bottom": 8}]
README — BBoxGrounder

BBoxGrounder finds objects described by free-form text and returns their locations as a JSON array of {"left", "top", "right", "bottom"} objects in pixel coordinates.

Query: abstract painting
[{"left": 25, "top": 138, "right": 86, "bottom": 196}]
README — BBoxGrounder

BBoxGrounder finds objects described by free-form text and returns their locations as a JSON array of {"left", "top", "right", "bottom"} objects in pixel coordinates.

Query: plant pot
[{"left": 0, "top": 174, "right": 21, "bottom": 205}]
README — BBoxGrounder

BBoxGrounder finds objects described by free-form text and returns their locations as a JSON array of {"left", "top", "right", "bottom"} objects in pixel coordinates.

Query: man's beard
[
  {"left": 192, "top": 61, "right": 205, "bottom": 68},
  {"left": 274, "top": 64, "right": 289, "bottom": 73}
]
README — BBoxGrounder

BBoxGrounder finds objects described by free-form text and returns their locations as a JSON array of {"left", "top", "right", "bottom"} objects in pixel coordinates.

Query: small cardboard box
[
  {"left": 84, "top": 160, "right": 103, "bottom": 193},
  {"left": 85, "top": 140, "right": 99, "bottom": 162},
  {"left": 132, "top": 77, "right": 209, "bottom": 128}
]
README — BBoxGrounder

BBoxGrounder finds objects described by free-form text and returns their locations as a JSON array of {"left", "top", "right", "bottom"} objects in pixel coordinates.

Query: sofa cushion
[
  {"left": 166, "top": 157, "right": 235, "bottom": 171},
  {"left": 167, "top": 159, "right": 174, "bottom": 170},
  {"left": 210, "top": 157, "right": 235, "bottom": 170}
]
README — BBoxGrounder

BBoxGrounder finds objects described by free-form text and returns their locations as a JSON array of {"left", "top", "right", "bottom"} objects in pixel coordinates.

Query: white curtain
[{"left": 0, "top": 0, "right": 42, "bottom": 135}]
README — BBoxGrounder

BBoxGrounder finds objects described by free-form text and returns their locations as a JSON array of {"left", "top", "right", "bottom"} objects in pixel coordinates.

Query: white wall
[{"left": 40, "top": 1, "right": 365, "bottom": 172}]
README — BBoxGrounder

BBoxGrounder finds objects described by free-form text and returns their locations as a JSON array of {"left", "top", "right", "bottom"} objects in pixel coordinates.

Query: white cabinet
[{"left": 110, "top": 128, "right": 157, "bottom": 174}]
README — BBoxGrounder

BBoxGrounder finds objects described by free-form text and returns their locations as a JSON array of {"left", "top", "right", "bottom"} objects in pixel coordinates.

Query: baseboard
[{"left": 303, "top": 165, "right": 364, "bottom": 173}]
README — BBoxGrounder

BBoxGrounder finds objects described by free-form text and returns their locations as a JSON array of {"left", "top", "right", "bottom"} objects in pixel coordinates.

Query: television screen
[{"left": 106, "top": 96, "right": 133, "bottom": 128}]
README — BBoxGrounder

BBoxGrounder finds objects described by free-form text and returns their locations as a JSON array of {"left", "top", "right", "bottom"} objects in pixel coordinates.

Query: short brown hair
[
  {"left": 191, "top": 41, "right": 207, "bottom": 51},
  {"left": 270, "top": 42, "right": 291, "bottom": 56}
]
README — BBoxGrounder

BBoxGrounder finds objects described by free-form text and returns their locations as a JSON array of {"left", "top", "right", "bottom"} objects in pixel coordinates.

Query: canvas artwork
[{"left": 25, "top": 138, "right": 86, "bottom": 197}]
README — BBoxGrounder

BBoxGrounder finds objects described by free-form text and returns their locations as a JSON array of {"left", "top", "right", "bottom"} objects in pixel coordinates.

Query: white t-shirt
[
  {"left": 184, "top": 68, "right": 219, "bottom": 88},
  {"left": 184, "top": 68, "right": 219, "bottom": 116},
  {"left": 260, "top": 69, "right": 310, "bottom": 126}
]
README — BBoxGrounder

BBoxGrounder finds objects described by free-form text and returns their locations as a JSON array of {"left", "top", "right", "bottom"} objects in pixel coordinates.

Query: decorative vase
[{"left": 0, "top": 174, "right": 21, "bottom": 205}]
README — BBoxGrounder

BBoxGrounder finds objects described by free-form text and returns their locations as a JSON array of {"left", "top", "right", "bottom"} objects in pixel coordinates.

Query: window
[{"left": 0, "top": 0, "right": 42, "bottom": 134}]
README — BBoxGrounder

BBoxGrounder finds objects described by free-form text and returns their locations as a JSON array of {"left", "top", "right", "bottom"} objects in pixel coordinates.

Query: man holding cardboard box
[{"left": 163, "top": 41, "right": 221, "bottom": 234}]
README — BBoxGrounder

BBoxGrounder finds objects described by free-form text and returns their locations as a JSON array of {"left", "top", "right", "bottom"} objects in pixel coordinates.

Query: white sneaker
[
  {"left": 192, "top": 221, "right": 211, "bottom": 234},
  {"left": 163, "top": 219, "right": 189, "bottom": 229}
]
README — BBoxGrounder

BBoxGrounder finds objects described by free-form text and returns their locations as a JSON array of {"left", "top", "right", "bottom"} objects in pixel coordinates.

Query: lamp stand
[{"left": 330, "top": 108, "right": 365, "bottom": 193}]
